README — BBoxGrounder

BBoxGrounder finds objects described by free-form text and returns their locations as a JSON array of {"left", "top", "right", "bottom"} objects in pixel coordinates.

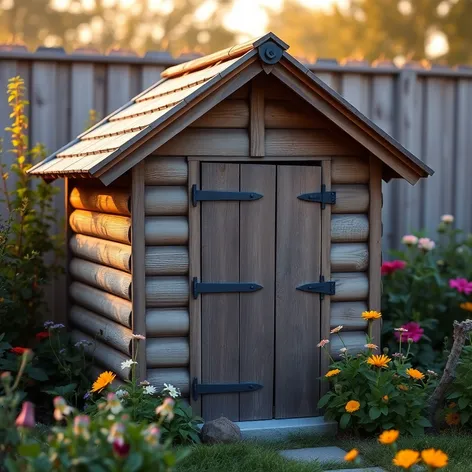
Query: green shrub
[
  {"left": 318, "top": 313, "right": 437, "bottom": 435},
  {"left": 0, "top": 76, "right": 63, "bottom": 345}
]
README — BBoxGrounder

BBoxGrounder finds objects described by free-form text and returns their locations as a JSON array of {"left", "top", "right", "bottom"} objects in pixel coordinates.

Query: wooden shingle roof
[{"left": 29, "top": 32, "right": 433, "bottom": 185}]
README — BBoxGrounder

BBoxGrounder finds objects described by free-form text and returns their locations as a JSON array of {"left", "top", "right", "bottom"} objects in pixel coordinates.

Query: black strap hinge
[
  {"left": 192, "top": 277, "right": 263, "bottom": 299},
  {"left": 298, "top": 184, "right": 336, "bottom": 209},
  {"left": 192, "top": 378, "right": 263, "bottom": 401},
  {"left": 296, "top": 275, "right": 335, "bottom": 299},
  {"left": 192, "top": 184, "right": 263, "bottom": 207}
]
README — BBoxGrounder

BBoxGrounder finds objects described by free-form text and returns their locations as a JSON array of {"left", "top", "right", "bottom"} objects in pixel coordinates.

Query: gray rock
[{"left": 200, "top": 417, "right": 242, "bottom": 444}]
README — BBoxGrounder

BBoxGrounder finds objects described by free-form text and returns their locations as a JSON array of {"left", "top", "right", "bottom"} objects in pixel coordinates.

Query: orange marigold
[
  {"left": 345, "top": 400, "right": 360, "bottom": 413},
  {"left": 325, "top": 369, "right": 341, "bottom": 378},
  {"left": 445, "top": 412, "right": 460, "bottom": 426},
  {"left": 379, "top": 429, "right": 399, "bottom": 445},
  {"left": 406, "top": 368, "right": 425, "bottom": 380},
  {"left": 361, "top": 310, "right": 382, "bottom": 320},
  {"left": 421, "top": 449, "right": 448, "bottom": 469},
  {"left": 393, "top": 450, "right": 420, "bottom": 469},
  {"left": 367, "top": 354, "right": 391, "bottom": 368},
  {"left": 344, "top": 449, "right": 359, "bottom": 462}
]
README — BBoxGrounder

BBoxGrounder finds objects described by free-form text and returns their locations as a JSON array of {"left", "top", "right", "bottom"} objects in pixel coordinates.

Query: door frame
[{"left": 187, "top": 156, "right": 333, "bottom": 417}]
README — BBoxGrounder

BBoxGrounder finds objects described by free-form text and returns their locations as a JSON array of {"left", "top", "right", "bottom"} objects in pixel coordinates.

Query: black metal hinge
[
  {"left": 192, "top": 378, "right": 263, "bottom": 401},
  {"left": 192, "top": 184, "right": 263, "bottom": 207},
  {"left": 298, "top": 184, "right": 336, "bottom": 209},
  {"left": 192, "top": 277, "right": 263, "bottom": 299},
  {"left": 297, "top": 276, "right": 336, "bottom": 299}
]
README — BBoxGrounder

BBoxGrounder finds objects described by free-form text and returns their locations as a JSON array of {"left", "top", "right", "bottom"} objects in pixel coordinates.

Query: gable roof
[{"left": 29, "top": 32, "right": 433, "bottom": 185}]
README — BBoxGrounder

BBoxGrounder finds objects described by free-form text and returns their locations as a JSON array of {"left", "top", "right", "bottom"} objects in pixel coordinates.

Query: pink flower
[
  {"left": 418, "top": 237, "right": 435, "bottom": 251},
  {"left": 441, "top": 214, "right": 454, "bottom": 223},
  {"left": 402, "top": 235, "right": 418, "bottom": 246},
  {"left": 381, "top": 260, "right": 407, "bottom": 276},
  {"left": 317, "top": 339, "right": 330, "bottom": 348},
  {"left": 394, "top": 322, "right": 424, "bottom": 343},
  {"left": 15, "top": 401, "right": 36, "bottom": 429},
  {"left": 449, "top": 278, "right": 472, "bottom": 295}
]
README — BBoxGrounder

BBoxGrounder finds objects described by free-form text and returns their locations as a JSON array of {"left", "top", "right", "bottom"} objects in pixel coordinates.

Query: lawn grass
[{"left": 177, "top": 432, "right": 472, "bottom": 472}]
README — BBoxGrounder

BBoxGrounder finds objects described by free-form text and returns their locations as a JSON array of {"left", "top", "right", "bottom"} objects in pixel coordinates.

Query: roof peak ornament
[{"left": 258, "top": 40, "right": 283, "bottom": 65}]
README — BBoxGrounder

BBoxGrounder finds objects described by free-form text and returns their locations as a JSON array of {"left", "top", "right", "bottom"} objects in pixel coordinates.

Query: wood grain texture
[
  {"left": 146, "top": 308, "right": 189, "bottom": 337},
  {"left": 369, "top": 156, "right": 383, "bottom": 345},
  {"left": 145, "top": 246, "right": 188, "bottom": 275},
  {"left": 331, "top": 272, "right": 369, "bottom": 302},
  {"left": 188, "top": 160, "right": 201, "bottom": 414},
  {"left": 264, "top": 100, "right": 325, "bottom": 128},
  {"left": 70, "top": 330, "right": 131, "bottom": 380},
  {"left": 70, "top": 258, "right": 132, "bottom": 299},
  {"left": 69, "top": 234, "right": 131, "bottom": 272},
  {"left": 65, "top": 178, "right": 73, "bottom": 328},
  {"left": 265, "top": 129, "right": 359, "bottom": 156},
  {"left": 144, "top": 157, "right": 188, "bottom": 186},
  {"left": 331, "top": 331, "right": 367, "bottom": 359},
  {"left": 69, "top": 282, "right": 132, "bottom": 327},
  {"left": 275, "top": 165, "right": 321, "bottom": 418},
  {"left": 190, "top": 100, "right": 249, "bottom": 128},
  {"left": 70, "top": 210, "right": 131, "bottom": 244},
  {"left": 331, "top": 243, "right": 369, "bottom": 272},
  {"left": 320, "top": 160, "right": 332, "bottom": 397},
  {"left": 131, "top": 161, "right": 147, "bottom": 382},
  {"left": 239, "top": 164, "right": 275, "bottom": 420},
  {"left": 146, "top": 337, "right": 189, "bottom": 367},
  {"left": 69, "top": 305, "right": 133, "bottom": 355},
  {"left": 147, "top": 368, "right": 190, "bottom": 396},
  {"left": 145, "top": 217, "right": 189, "bottom": 245},
  {"left": 331, "top": 157, "right": 370, "bottom": 184},
  {"left": 70, "top": 186, "right": 131, "bottom": 215},
  {"left": 145, "top": 276, "right": 189, "bottom": 307},
  {"left": 201, "top": 163, "right": 240, "bottom": 421},
  {"left": 331, "top": 302, "right": 369, "bottom": 331},
  {"left": 332, "top": 185, "right": 369, "bottom": 214},
  {"left": 144, "top": 186, "right": 188, "bottom": 216},
  {"left": 250, "top": 79, "right": 265, "bottom": 157},
  {"left": 331, "top": 214, "right": 369, "bottom": 242},
  {"left": 155, "top": 129, "right": 249, "bottom": 156}
]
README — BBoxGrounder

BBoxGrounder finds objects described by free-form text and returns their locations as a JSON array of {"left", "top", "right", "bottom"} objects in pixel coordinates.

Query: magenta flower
[
  {"left": 394, "top": 322, "right": 424, "bottom": 343},
  {"left": 449, "top": 278, "right": 472, "bottom": 295},
  {"left": 381, "top": 260, "right": 407, "bottom": 276}
]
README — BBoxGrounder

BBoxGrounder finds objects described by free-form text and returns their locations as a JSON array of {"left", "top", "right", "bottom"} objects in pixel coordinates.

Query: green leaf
[
  {"left": 459, "top": 397, "right": 470, "bottom": 409},
  {"left": 26, "top": 367, "right": 48, "bottom": 381},
  {"left": 123, "top": 453, "right": 143, "bottom": 472},
  {"left": 447, "top": 391, "right": 462, "bottom": 399},
  {"left": 17, "top": 442, "right": 41, "bottom": 458},
  {"left": 339, "top": 413, "right": 351, "bottom": 429},
  {"left": 317, "top": 394, "right": 332, "bottom": 408},
  {"left": 369, "top": 407, "right": 381, "bottom": 420},
  {"left": 417, "top": 417, "right": 432, "bottom": 427}
]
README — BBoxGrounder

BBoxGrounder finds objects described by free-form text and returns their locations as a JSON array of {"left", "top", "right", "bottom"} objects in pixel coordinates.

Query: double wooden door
[{"left": 199, "top": 162, "right": 322, "bottom": 421}]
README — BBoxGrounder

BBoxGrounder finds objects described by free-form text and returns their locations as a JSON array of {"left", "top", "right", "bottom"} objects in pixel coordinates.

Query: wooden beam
[
  {"left": 250, "top": 78, "right": 265, "bottom": 157},
  {"left": 188, "top": 160, "right": 201, "bottom": 415},
  {"left": 65, "top": 177, "right": 73, "bottom": 328},
  {"left": 131, "top": 161, "right": 147, "bottom": 382},
  {"left": 97, "top": 60, "right": 263, "bottom": 185},
  {"left": 369, "top": 156, "right": 382, "bottom": 346},
  {"left": 320, "top": 160, "right": 332, "bottom": 398}
]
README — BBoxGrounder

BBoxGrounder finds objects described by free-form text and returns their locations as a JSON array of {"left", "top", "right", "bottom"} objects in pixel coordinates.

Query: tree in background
[
  {"left": 268, "top": 0, "right": 472, "bottom": 65},
  {"left": 0, "top": 0, "right": 236, "bottom": 55}
]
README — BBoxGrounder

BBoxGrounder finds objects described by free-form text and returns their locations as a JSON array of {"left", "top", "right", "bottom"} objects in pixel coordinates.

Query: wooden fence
[{"left": 1, "top": 47, "right": 472, "bottom": 321}]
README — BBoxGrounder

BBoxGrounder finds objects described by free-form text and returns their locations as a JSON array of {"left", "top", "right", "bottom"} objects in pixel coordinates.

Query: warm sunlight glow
[{"left": 426, "top": 29, "right": 449, "bottom": 58}]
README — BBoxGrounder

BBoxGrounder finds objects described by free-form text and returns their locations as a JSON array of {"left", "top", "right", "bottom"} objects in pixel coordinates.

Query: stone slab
[
  {"left": 280, "top": 446, "right": 347, "bottom": 463},
  {"left": 235, "top": 417, "right": 337, "bottom": 441}
]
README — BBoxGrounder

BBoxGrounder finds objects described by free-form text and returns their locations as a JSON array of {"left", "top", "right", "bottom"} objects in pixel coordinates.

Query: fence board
[{"left": 0, "top": 52, "right": 472, "bottom": 319}]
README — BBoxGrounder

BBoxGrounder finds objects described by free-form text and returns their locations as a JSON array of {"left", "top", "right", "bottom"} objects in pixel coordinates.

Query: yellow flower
[
  {"left": 344, "top": 449, "right": 358, "bottom": 462},
  {"left": 345, "top": 400, "right": 360, "bottom": 413},
  {"left": 382, "top": 395, "right": 389, "bottom": 402},
  {"left": 361, "top": 310, "right": 382, "bottom": 320},
  {"left": 445, "top": 412, "right": 460, "bottom": 426},
  {"left": 398, "top": 384, "right": 409, "bottom": 391},
  {"left": 421, "top": 449, "right": 448, "bottom": 469},
  {"left": 379, "top": 429, "right": 399, "bottom": 445},
  {"left": 91, "top": 371, "right": 116, "bottom": 393},
  {"left": 406, "top": 368, "right": 425, "bottom": 380},
  {"left": 325, "top": 369, "right": 341, "bottom": 378},
  {"left": 393, "top": 450, "right": 420, "bottom": 469},
  {"left": 367, "top": 354, "right": 392, "bottom": 368},
  {"left": 460, "top": 302, "right": 472, "bottom": 312}
]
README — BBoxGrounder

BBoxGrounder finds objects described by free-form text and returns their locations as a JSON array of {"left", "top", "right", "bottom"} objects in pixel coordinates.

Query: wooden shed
[{"left": 29, "top": 33, "right": 433, "bottom": 423}]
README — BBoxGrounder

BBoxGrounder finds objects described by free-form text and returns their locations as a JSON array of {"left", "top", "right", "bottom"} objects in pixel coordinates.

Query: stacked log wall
[
  {"left": 143, "top": 156, "right": 190, "bottom": 397},
  {"left": 68, "top": 179, "right": 133, "bottom": 380}
]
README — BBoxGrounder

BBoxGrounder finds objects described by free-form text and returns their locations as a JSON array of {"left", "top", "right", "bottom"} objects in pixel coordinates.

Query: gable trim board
[{"left": 28, "top": 33, "right": 433, "bottom": 185}]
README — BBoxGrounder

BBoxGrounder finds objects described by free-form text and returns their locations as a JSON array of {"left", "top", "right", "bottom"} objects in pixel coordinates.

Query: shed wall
[{"left": 67, "top": 177, "right": 134, "bottom": 380}]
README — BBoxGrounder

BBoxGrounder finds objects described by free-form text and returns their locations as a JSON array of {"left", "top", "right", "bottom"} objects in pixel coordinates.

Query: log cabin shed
[{"left": 29, "top": 33, "right": 433, "bottom": 423}]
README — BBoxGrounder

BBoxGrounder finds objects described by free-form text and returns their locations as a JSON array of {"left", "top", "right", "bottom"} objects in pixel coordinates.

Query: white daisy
[
  {"left": 120, "top": 359, "right": 137, "bottom": 370},
  {"left": 143, "top": 385, "right": 157, "bottom": 395},
  {"left": 162, "top": 383, "right": 181, "bottom": 399}
]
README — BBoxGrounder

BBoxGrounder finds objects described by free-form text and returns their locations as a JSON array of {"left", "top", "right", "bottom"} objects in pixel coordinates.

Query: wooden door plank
[
  {"left": 201, "top": 163, "right": 240, "bottom": 421},
  {"left": 239, "top": 165, "right": 276, "bottom": 420},
  {"left": 275, "top": 165, "right": 322, "bottom": 418}
]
